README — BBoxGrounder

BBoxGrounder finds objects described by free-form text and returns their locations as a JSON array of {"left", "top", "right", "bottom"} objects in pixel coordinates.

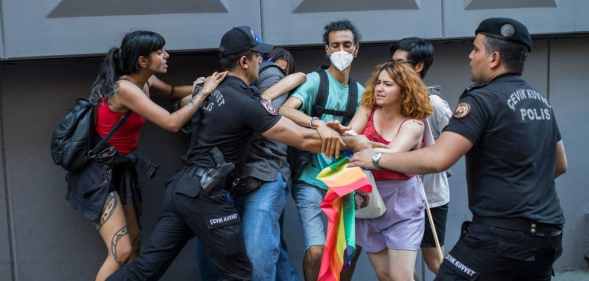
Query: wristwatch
[{"left": 371, "top": 152, "right": 383, "bottom": 169}]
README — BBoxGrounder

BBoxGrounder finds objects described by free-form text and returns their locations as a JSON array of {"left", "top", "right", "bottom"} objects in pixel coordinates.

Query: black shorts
[
  {"left": 435, "top": 222, "right": 562, "bottom": 281},
  {"left": 421, "top": 203, "right": 448, "bottom": 248},
  {"left": 66, "top": 161, "right": 140, "bottom": 224}
]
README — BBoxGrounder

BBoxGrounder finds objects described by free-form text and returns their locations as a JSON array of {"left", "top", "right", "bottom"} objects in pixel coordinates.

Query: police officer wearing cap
[
  {"left": 106, "top": 26, "right": 375, "bottom": 281},
  {"left": 350, "top": 17, "right": 568, "bottom": 280}
]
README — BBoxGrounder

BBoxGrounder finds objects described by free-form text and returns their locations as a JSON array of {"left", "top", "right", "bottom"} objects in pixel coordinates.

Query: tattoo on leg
[
  {"left": 111, "top": 225, "right": 129, "bottom": 264},
  {"left": 99, "top": 192, "right": 118, "bottom": 228}
]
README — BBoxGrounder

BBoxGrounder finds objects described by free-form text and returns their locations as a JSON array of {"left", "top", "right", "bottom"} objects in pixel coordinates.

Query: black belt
[
  {"left": 473, "top": 216, "right": 562, "bottom": 237},
  {"left": 183, "top": 163, "right": 236, "bottom": 194}
]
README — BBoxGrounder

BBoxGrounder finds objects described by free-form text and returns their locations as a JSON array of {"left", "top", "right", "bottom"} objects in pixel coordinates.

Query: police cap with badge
[
  {"left": 475, "top": 17, "right": 532, "bottom": 52},
  {"left": 220, "top": 26, "right": 273, "bottom": 56}
]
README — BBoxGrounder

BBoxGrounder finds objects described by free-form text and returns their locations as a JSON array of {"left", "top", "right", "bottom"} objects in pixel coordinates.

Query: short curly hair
[
  {"left": 361, "top": 61, "right": 432, "bottom": 120},
  {"left": 323, "top": 20, "right": 360, "bottom": 45}
]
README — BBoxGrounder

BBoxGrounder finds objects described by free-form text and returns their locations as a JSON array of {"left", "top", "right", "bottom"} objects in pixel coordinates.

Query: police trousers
[
  {"left": 107, "top": 167, "right": 252, "bottom": 281},
  {"left": 435, "top": 220, "right": 562, "bottom": 281}
]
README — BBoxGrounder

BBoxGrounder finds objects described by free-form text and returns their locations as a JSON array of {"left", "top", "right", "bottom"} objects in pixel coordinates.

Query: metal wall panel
[
  {"left": 0, "top": 0, "right": 5, "bottom": 58},
  {"left": 443, "top": 0, "right": 579, "bottom": 38},
  {"left": 0, "top": 63, "right": 14, "bottom": 281},
  {"left": 261, "top": 0, "right": 443, "bottom": 45},
  {"left": 1, "top": 0, "right": 261, "bottom": 59},
  {"left": 3, "top": 60, "right": 108, "bottom": 281},
  {"left": 548, "top": 37, "right": 589, "bottom": 271},
  {"left": 574, "top": 0, "right": 589, "bottom": 31},
  {"left": 465, "top": 0, "right": 557, "bottom": 10}
]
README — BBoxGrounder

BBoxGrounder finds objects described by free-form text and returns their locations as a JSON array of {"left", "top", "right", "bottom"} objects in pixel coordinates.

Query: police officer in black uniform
[
  {"left": 350, "top": 17, "right": 568, "bottom": 281},
  {"left": 106, "top": 26, "right": 362, "bottom": 281}
]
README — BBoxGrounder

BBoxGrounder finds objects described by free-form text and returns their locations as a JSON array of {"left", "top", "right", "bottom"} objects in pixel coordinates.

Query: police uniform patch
[
  {"left": 260, "top": 99, "right": 278, "bottom": 115},
  {"left": 454, "top": 102, "right": 471, "bottom": 119},
  {"left": 445, "top": 254, "right": 479, "bottom": 279},
  {"left": 207, "top": 213, "right": 240, "bottom": 229}
]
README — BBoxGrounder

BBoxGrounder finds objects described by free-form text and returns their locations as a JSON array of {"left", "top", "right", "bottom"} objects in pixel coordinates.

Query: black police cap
[
  {"left": 475, "top": 17, "right": 532, "bottom": 52},
  {"left": 219, "top": 26, "right": 273, "bottom": 57}
]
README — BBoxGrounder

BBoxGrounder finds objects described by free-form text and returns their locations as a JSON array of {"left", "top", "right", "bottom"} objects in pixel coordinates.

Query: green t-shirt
[{"left": 291, "top": 71, "right": 364, "bottom": 189}]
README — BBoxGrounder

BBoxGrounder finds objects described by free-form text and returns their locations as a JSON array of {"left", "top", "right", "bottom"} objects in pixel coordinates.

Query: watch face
[{"left": 372, "top": 152, "right": 382, "bottom": 163}]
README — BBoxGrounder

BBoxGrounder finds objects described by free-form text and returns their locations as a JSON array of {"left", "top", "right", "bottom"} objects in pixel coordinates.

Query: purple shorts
[{"left": 356, "top": 177, "right": 426, "bottom": 253}]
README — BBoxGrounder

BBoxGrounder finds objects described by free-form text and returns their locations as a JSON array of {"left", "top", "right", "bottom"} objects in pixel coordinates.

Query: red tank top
[
  {"left": 361, "top": 111, "right": 411, "bottom": 181},
  {"left": 95, "top": 99, "right": 145, "bottom": 155}
]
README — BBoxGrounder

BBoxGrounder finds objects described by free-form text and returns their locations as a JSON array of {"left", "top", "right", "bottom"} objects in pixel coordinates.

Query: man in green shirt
[{"left": 280, "top": 20, "right": 364, "bottom": 281}]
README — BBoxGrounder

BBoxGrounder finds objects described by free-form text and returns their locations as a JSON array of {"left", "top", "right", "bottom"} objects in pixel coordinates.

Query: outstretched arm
[
  {"left": 262, "top": 117, "right": 383, "bottom": 157},
  {"left": 350, "top": 131, "right": 473, "bottom": 174},
  {"left": 117, "top": 72, "right": 226, "bottom": 132},
  {"left": 148, "top": 75, "right": 198, "bottom": 99},
  {"left": 279, "top": 96, "right": 345, "bottom": 157},
  {"left": 262, "top": 117, "right": 323, "bottom": 153},
  {"left": 261, "top": 72, "right": 306, "bottom": 101},
  {"left": 279, "top": 96, "right": 314, "bottom": 127}
]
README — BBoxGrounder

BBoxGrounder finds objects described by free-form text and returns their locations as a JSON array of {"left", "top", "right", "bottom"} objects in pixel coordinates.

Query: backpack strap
[
  {"left": 311, "top": 68, "right": 329, "bottom": 118},
  {"left": 311, "top": 68, "right": 358, "bottom": 125},
  {"left": 342, "top": 79, "right": 358, "bottom": 125},
  {"left": 88, "top": 111, "right": 131, "bottom": 156}
]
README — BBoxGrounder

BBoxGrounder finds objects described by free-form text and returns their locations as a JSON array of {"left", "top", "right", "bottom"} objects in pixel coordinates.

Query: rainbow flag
[{"left": 317, "top": 158, "right": 372, "bottom": 281}]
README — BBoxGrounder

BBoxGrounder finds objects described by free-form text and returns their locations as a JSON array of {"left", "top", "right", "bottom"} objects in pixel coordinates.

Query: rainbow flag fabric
[{"left": 316, "top": 158, "right": 372, "bottom": 281}]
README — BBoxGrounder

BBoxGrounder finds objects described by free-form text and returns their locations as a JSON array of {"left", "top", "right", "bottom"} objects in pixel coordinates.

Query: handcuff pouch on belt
[{"left": 174, "top": 148, "right": 234, "bottom": 198}]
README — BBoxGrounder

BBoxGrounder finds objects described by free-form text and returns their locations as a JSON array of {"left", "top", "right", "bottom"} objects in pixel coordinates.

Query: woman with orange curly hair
[{"left": 345, "top": 60, "right": 432, "bottom": 281}]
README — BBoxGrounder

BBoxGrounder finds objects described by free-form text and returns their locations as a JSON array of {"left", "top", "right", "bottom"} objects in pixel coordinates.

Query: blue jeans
[
  {"left": 276, "top": 215, "right": 300, "bottom": 281},
  {"left": 197, "top": 172, "right": 300, "bottom": 281}
]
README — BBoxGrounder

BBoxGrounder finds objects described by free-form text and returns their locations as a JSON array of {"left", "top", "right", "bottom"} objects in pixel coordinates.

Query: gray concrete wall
[{"left": 0, "top": 36, "right": 587, "bottom": 281}]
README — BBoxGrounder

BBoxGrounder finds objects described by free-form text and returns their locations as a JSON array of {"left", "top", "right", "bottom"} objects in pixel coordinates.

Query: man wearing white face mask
[{"left": 280, "top": 20, "right": 364, "bottom": 281}]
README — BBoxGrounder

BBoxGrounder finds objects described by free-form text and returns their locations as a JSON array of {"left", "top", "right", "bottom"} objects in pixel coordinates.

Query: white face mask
[{"left": 329, "top": 50, "right": 354, "bottom": 71}]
